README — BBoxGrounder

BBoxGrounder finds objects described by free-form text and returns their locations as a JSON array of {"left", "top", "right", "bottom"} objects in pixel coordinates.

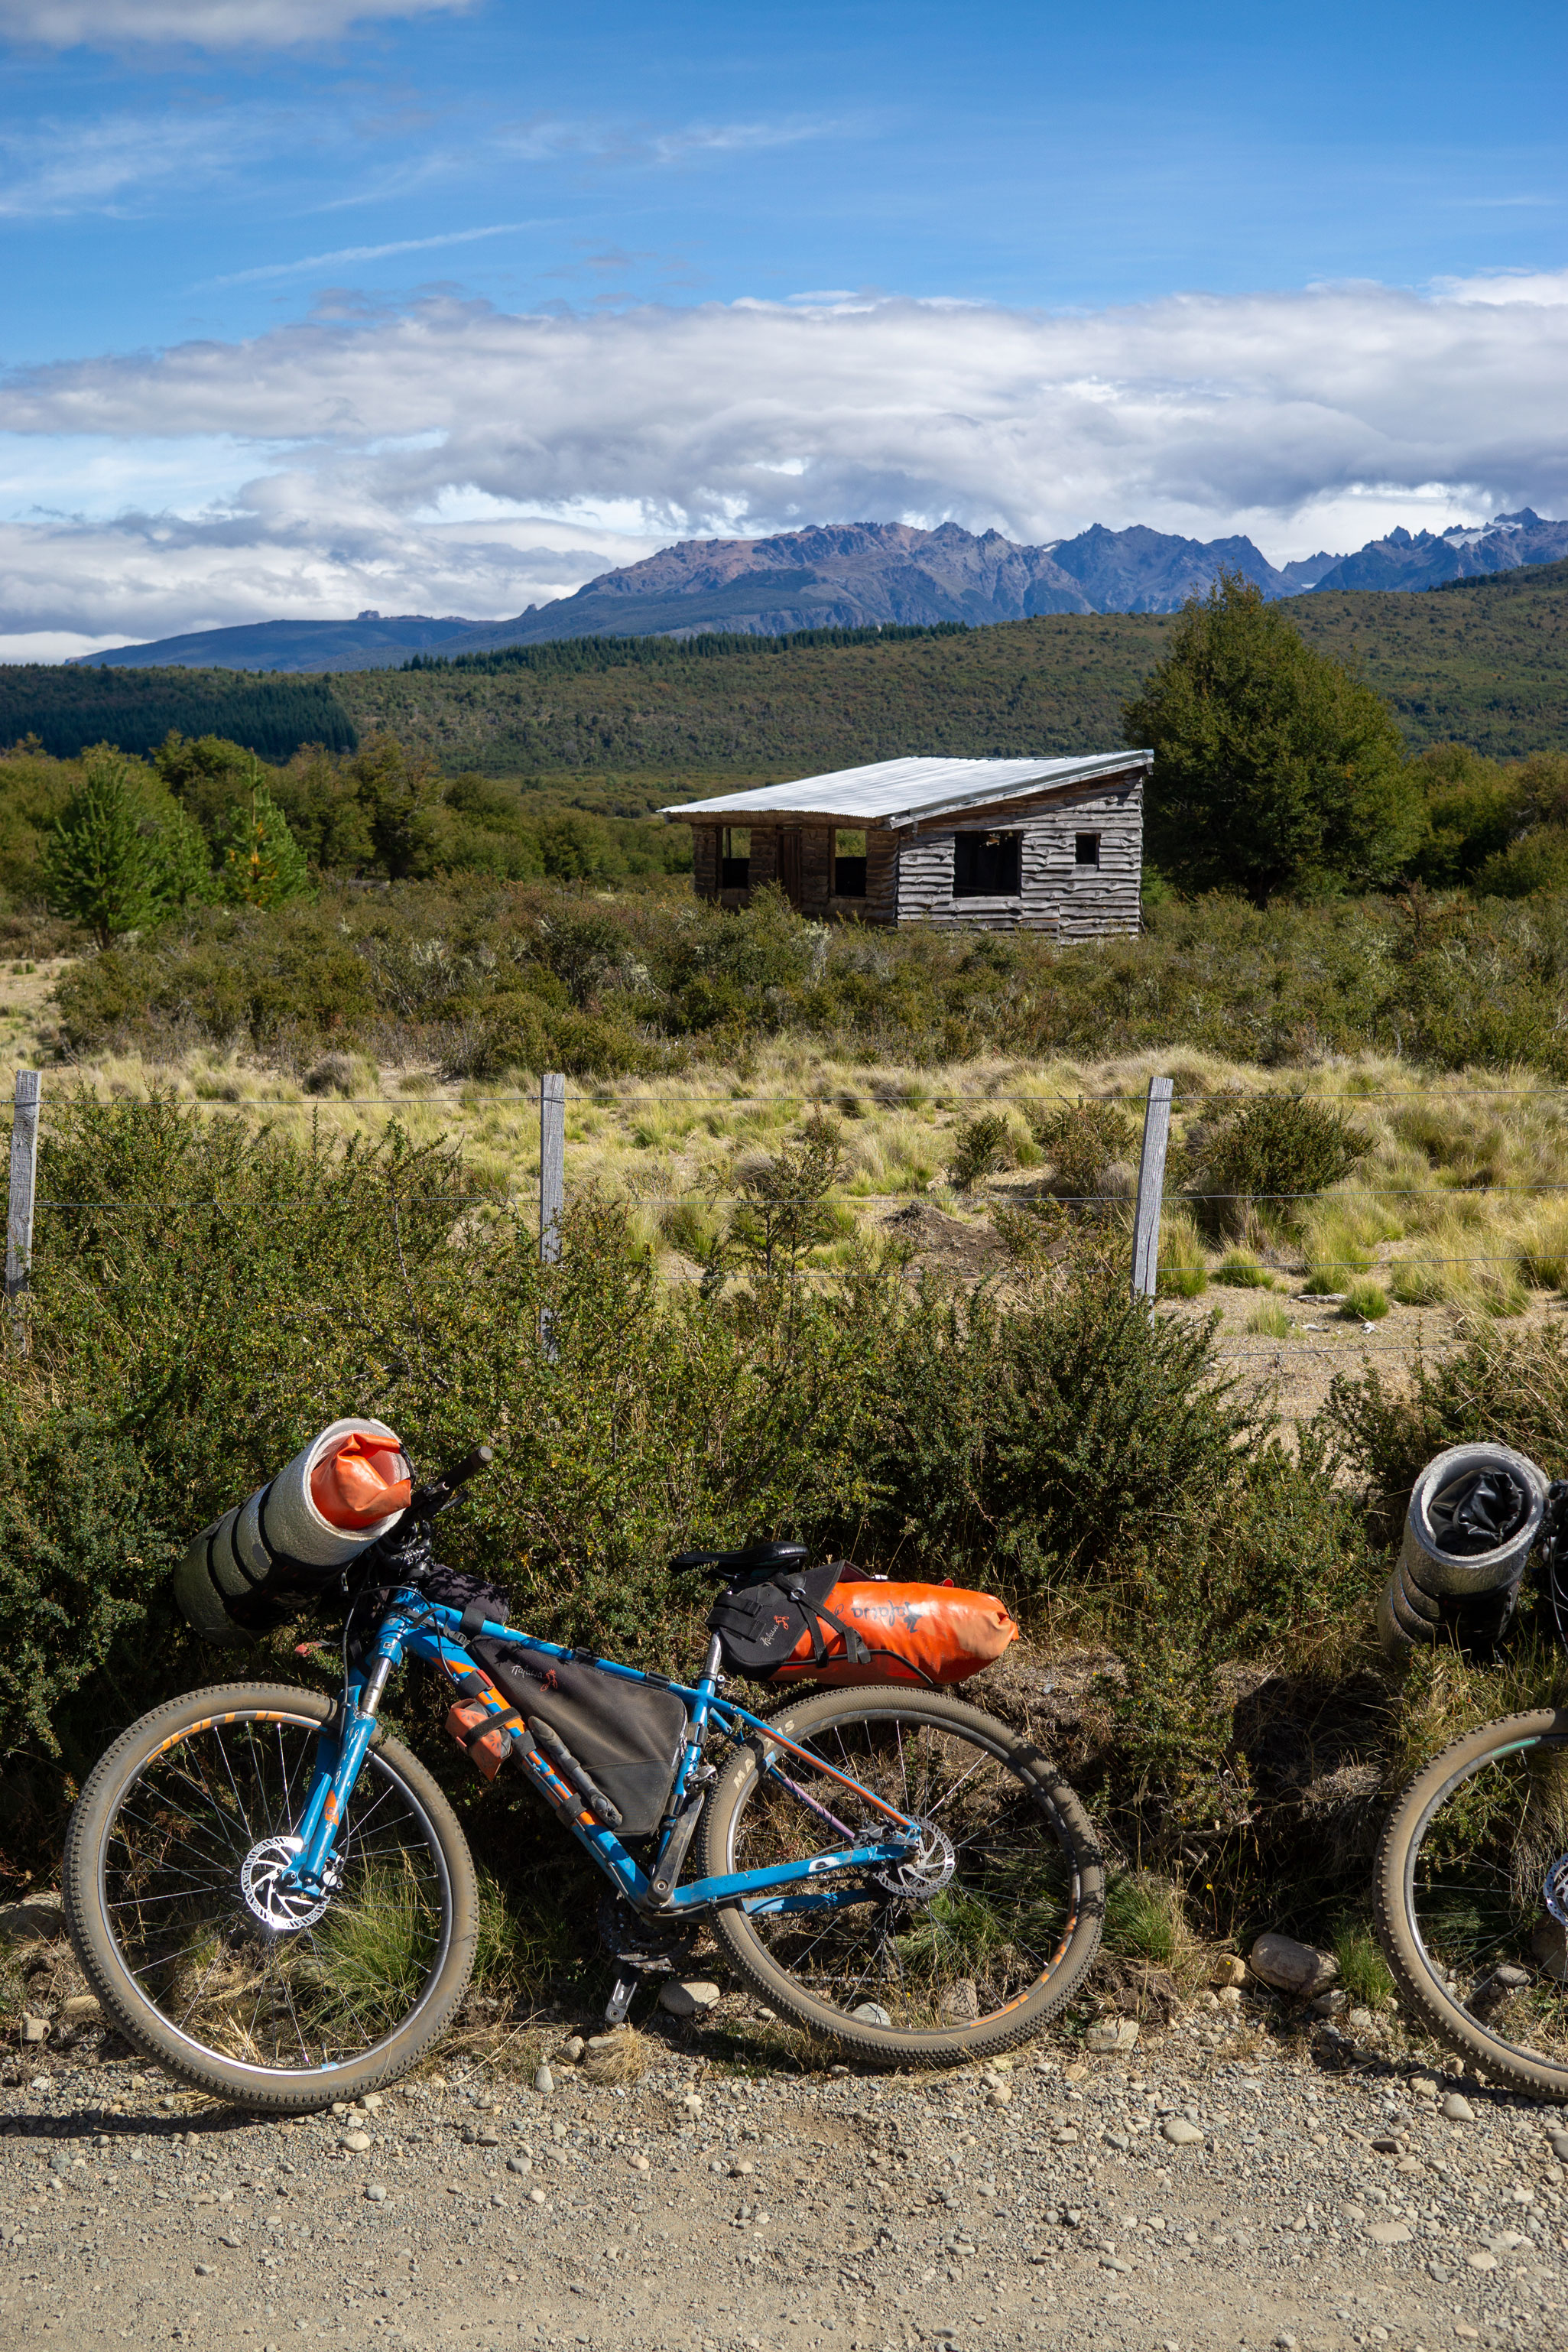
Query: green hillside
[
  {"left": 335, "top": 561, "right": 1568, "bottom": 774},
  {"left": 338, "top": 612, "right": 1172, "bottom": 775},
  {"left": 1291, "top": 558, "right": 1568, "bottom": 759}
]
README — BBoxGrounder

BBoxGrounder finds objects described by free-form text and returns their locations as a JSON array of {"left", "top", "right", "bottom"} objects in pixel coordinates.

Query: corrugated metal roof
[{"left": 661, "top": 752, "right": 1150, "bottom": 829}]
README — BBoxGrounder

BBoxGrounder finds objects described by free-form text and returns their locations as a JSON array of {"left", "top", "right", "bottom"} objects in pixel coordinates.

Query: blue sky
[{"left": 2, "top": 0, "right": 1566, "bottom": 651}]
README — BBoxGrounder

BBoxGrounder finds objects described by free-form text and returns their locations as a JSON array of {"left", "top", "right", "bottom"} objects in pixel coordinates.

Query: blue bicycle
[{"left": 63, "top": 1448, "right": 1102, "bottom": 2110}]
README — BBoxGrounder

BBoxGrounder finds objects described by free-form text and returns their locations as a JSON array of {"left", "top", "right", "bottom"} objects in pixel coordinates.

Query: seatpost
[{"left": 700, "top": 1634, "right": 723, "bottom": 1684}]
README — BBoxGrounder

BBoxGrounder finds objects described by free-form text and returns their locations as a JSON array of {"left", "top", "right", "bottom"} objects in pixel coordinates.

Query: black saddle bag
[
  {"left": 472, "top": 1642, "right": 688, "bottom": 1837},
  {"left": 706, "top": 1561, "right": 872, "bottom": 1681}
]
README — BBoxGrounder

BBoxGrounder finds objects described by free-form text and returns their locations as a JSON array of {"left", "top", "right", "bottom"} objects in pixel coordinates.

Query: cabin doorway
[{"left": 777, "top": 826, "right": 803, "bottom": 907}]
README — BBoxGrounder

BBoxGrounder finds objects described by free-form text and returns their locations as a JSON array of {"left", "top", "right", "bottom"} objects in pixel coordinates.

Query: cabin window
[
  {"left": 833, "top": 828, "right": 867, "bottom": 898},
  {"left": 953, "top": 829, "right": 1022, "bottom": 897},
  {"left": 721, "top": 827, "right": 751, "bottom": 890},
  {"left": 1075, "top": 832, "right": 1101, "bottom": 868}
]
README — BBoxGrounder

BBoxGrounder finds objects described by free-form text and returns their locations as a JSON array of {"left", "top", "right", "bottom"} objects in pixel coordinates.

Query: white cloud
[
  {"left": 3, "top": 272, "right": 1568, "bottom": 637},
  {"left": 0, "top": 499, "right": 664, "bottom": 645},
  {"left": 0, "top": 0, "right": 472, "bottom": 48},
  {"left": 0, "top": 107, "right": 265, "bottom": 216},
  {"left": 493, "top": 112, "right": 849, "bottom": 171}
]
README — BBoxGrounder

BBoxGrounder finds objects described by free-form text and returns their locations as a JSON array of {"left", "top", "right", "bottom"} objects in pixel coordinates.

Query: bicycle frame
[{"left": 278, "top": 1590, "right": 923, "bottom": 1918}]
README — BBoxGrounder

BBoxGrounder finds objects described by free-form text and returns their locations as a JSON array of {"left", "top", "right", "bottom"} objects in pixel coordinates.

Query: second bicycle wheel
[
  {"left": 700, "top": 1685, "right": 1102, "bottom": 2065},
  {"left": 1375, "top": 1707, "right": 1568, "bottom": 2100}
]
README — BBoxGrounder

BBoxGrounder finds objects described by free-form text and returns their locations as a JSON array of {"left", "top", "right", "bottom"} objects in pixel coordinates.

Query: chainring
[{"left": 597, "top": 1889, "right": 698, "bottom": 1974}]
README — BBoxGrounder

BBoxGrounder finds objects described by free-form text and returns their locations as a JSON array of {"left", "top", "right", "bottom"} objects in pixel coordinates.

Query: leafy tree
[
  {"left": 1407, "top": 742, "right": 1523, "bottom": 887},
  {"left": 345, "top": 736, "right": 444, "bottom": 879},
  {"left": 41, "top": 745, "right": 213, "bottom": 947},
  {"left": 215, "top": 777, "right": 312, "bottom": 908},
  {"left": 1124, "top": 573, "right": 1421, "bottom": 901}
]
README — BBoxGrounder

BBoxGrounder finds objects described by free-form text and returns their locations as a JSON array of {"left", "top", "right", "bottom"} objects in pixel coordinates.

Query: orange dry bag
[
  {"left": 310, "top": 1432, "right": 413, "bottom": 1529},
  {"left": 709, "top": 1562, "right": 1018, "bottom": 1688},
  {"left": 771, "top": 1578, "right": 1019, "bottom": 1687}
]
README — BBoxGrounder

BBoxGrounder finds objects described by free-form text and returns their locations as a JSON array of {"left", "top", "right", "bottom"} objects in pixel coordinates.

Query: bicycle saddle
[{"left": 670, "top": 1539, "right": 809, "bottom": 1584}]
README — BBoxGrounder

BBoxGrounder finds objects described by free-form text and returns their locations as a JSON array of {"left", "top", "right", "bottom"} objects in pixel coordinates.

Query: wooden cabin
[{"left": 661, "top": 752, "right": 1149, "bottom": 935}]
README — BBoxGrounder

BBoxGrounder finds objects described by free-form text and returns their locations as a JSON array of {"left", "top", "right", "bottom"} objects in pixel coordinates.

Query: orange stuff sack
[
  {"left": 771, "top": 1578, "right": 1018, "bottom": 1688},
  {"left": 445, "top": 1697, "right": 512, "bottom": 1780},
  {"left": 310, "top": 1432, "right": 413, "bottom": 1529}
]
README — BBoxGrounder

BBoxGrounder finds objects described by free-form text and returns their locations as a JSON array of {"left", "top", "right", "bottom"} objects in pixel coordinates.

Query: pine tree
[
  {"left": 1124, "top": 572, "right": 1423, "bottom": 901},
  {"left": 41, "top": 748, "right": 163, "bottom": 947},
  {"left": 41, "top": 745, "right": 218, "bottom": 945},
  {"left": 216, "top": 772, "right": 312, "bottom": 908}
]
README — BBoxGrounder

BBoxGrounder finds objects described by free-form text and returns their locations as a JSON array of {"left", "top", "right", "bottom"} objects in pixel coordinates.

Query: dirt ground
[{"left": 3, "top": 1994, "right": 1566, "bottom": 2352}]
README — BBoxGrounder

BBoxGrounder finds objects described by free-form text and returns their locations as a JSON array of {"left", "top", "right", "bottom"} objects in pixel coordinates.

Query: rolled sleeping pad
[
  {"left": 1378, "top": 1438, "right": 1547, "bottom": 1664},
  {"left": 174, "top": 1418, "right": 411, "bottom": 1644},
  {"left": 1387, "top": 1558, "right": 1441, "bottom": 1642},
  {"left": 1400, "top": 1441, "right": 1547, "bottom": 1600},
  {"left": 1376, "top": 1579, "right": 1420, "bottom": 1662}
]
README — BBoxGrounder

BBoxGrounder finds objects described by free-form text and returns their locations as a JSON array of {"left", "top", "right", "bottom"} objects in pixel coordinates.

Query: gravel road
[{"left": 4, "top": 2006, "right": 1566, "bottom": 2352}]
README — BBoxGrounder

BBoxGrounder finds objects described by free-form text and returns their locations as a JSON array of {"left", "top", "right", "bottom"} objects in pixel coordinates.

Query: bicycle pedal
[{"left": 604, "top": 1972, "right": 640, "bottom": 2027}]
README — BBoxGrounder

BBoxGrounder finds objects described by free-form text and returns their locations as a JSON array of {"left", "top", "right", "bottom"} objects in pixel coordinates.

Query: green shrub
[
  {"left": 1340, "top": 1280, "right": 1389, "bottom": 1322},
  {"left": 1475, "top": 824, "right": 1568, "bottom": 898},
  {"left": 947, "top": 1111, "right": 1014, "bottom": 1193},
  {"left": 1027, "top": 1099, "right": 1137, "bottom": 1213},
  {"left": 1180, "top": 1090, "right": 1371, "bottom": 1241},
  {"left": 37, "top": 863, "right": 1568, "bottom": 1080}
]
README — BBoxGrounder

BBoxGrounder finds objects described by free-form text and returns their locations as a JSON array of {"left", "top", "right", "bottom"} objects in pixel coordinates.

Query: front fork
[{"left": 282, "top": 1652, "right": 395, "bottom": 1900}]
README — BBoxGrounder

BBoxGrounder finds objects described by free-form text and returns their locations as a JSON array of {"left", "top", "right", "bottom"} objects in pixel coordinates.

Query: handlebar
[{"left": 409, "top": 1443, "right": 495, "bottom": 1520}]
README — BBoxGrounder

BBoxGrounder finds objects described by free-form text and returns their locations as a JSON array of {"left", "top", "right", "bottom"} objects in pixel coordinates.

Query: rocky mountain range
[{"left": 77, "top": 508, "right": 1568, "bottom": 671}]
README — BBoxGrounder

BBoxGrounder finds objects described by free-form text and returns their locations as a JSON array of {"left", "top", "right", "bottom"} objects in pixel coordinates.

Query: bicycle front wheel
[
  {"left": 700, "top": 1686, "right": 1102, "bottom": 2066},
  {"left": 63, "top": 1682, "right": 478, "bottom": 2112},
  {"left": 1375, "top": 1707, "right": 1568, "bottom": 2100}
]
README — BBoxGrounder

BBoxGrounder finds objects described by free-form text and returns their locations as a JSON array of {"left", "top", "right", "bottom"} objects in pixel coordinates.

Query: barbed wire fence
[{"left": 7, "top": 1062, "right": 1561, "bottom": 1374}]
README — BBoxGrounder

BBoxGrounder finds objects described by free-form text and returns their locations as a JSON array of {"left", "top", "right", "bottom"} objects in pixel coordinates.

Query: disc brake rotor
[
  {"left": 240, "top": 1834, "right": 337, "bottom": 1933},
  {"left": 1545, "top": 1853, "right": 1568, "bottom": 1926},
  {"left": 874, "top": 1819, "right": 956, "bottom": 1902}
]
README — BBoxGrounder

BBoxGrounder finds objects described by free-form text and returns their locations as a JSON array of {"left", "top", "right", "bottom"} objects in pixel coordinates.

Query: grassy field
[
  {"left": 333, "top": 560, "right": 1568, "bottom": 774},
  {"left": 20, "top": 1028, "right": 1568, "bottom": 1425}
]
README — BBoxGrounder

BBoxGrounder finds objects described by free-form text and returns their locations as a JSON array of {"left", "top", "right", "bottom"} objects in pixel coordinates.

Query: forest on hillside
[
  {"left": 0, "top": 665, "right": 358, "bottom": 762},
  {"left": 339, "top": 561, "right": 1568, "bottom": 773},
  {"left": 5, "top": 564, "right": 1566, "bottom": 779}
]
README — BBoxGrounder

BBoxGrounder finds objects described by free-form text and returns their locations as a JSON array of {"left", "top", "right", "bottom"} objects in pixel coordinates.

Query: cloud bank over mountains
[{"left": 5, "top": 270, "right": 1568, "bottom": 658}]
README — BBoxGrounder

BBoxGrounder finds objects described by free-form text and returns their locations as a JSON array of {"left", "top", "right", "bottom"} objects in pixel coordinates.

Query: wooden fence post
[
  {"left": 538, "top": 1071, "right": 565, "bottom": 1360},
  {"left": 5, "top": 1068, "right": 41, "bottom": 1352},
  {"left": 539, "top": 1072, "right": 565, "bottom": 1264},
  {"left": 1131, "top": 1074, "right": 1173, "bottom": 1302}
]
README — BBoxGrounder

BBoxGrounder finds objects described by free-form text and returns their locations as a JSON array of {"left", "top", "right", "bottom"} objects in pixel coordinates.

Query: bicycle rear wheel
[
  {"left": 700, "top": 1686, "right": 1102, "bottom": 2065},
  {"left": 64, "top": 1682, "right": 478, "bottom": 2112},
  {"left": 1375, "top": 1707, "right": 1568, "bottom": 2100}
]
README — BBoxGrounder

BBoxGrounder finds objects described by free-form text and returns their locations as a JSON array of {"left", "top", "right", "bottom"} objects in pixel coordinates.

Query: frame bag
[{"left": 472, "top": 1643, "right": 688, "bottom": 1837}]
